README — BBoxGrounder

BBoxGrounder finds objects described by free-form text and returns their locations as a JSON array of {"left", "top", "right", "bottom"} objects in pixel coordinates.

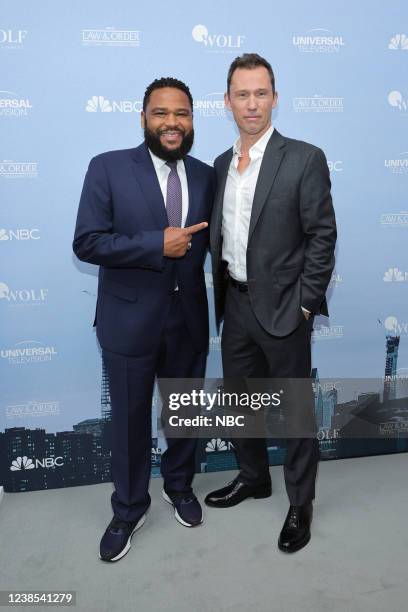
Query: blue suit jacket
[{"left": 73, "top": 143, "right": 215, "bottom": 356}]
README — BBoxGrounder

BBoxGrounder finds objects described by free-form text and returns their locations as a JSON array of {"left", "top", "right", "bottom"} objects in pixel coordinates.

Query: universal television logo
[
  {"left": 194, "top": 93, "right": 226, "bottom": 118},
  {"left": 293, "top": 28, "right": 345, "bottom": 53},
  {"left": 0, "top": 91, "right": 33, "bottom": 117},
  {"left": 1, "top": 341, "right": 58, "bottom": 365},
  {"left": 384, "top": 152, "right": 408, "bottom": 174}
]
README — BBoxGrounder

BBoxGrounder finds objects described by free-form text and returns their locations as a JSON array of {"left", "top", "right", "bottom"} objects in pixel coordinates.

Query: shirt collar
[
  {"left": 233, "top": 125, "right": 274, "bottom": 160},
  {"left": 148, "top": 149, "right": 183, "bottom": 172},
  {"left": 148, "top": 149, "right": 169, "bottom": 172}
]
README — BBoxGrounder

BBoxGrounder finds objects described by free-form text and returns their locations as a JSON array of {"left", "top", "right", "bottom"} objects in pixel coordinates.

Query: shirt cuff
[{"left": 301, "top": 306, "right": 311, "bottom": 315}]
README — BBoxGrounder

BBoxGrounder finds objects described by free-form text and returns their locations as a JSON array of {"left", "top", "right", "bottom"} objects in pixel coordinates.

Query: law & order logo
[
  {"left": 293, "top": 95, "right": 344, "bottom": 113},
  {"left": 82, "top": 27, "right": 140, "bottom": 47},
  {"left": 0, "top": 160, "right": 38, "bottom": 178}
]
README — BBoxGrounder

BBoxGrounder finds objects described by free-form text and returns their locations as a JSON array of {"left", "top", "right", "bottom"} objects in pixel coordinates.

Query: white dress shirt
[
  {"left": 221, "top": 127, "right": 310, "bottom": 315},
  {"left": 222, "top": 125, "right": 274, "bottom": 282},
  {"left": 148, "top": 150, "right": 189, "bottom": 227}
]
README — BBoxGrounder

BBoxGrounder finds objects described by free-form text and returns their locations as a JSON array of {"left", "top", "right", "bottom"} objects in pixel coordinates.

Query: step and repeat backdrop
[{"left": 1, "top": 1, "right": 407, "bottom": 491}]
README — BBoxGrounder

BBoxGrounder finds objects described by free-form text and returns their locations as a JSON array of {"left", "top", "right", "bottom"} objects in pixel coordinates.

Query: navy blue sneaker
[
  {"left": 99, "top": 514, "right": 146, "bottom": 562},
  {"left": 162, "top": 489, "right": 203, "bottom": 527}
]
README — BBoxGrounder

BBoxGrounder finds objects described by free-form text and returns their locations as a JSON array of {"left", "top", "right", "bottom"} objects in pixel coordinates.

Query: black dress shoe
[
  {"left": 278, "top": 502, "right": 313, "bottom": 553},
  {"left": 204, "top": 477, "right": 272, "bottom": 508}
]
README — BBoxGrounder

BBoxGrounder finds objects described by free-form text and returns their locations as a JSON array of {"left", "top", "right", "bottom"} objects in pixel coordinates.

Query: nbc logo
[
  {"left": 86, "top": 96, "right": 112, "bottom": 112},
  {"left": 383, "top": 267, "right": 408, "bottom": 282},
  {"left": 10, "top": 456, "right": 34, "bottom": 471},
  {"left": 85, "top": 95, "right": 142, "bottom": 113},
  {"left": 206, "top": 438, "right": 228, "bottom": 452},
  {"left": 388, "top": 34, "right": 408, "bottom": 50},
  {"left": 10, "top": 455, "right": 64, "bottom": 471},
  {"left": 0, "top": 228, "right": 40, "bottom": 241},
  {"left": 388, "top": 91, "right": 408, "bottom": 112}
]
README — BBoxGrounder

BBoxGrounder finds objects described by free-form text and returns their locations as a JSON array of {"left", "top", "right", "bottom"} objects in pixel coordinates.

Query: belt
[{"left": 229, "top": 277, "right": 249, "bottom": 292}]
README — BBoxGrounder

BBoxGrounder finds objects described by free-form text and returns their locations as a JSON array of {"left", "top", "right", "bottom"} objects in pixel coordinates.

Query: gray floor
[{"left": 0, "top": 453, "right": 407, "bottom": 612}]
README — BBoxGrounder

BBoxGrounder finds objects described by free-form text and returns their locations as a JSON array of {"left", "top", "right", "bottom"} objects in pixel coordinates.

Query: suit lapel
[
  {"left": 248, "top": 130, "right": 286, "bottom": 241},
  {"left": 184, "top": 156, "right": 198, "bottom": 227},
  {"left": 130, "top": 144, "right": 169, "bottom": 229},
  {"left": 211, "top": 149, "right": 233, "bottom": 251}
]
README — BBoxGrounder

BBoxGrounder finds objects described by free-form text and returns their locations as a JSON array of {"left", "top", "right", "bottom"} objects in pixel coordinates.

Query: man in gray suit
[{"left": 205, "top": 53, "right": 337, "bottom": 553}]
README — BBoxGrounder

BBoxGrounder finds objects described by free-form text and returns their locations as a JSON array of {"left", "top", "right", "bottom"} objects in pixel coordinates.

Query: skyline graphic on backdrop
[{"left": 1, "top": 328, "right": 407, "bottom": 492}]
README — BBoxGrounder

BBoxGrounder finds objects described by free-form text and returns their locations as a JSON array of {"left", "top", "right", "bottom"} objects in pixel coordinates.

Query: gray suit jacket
[{"left": 210, "top": 129, "right": 337, "bottom": 337}]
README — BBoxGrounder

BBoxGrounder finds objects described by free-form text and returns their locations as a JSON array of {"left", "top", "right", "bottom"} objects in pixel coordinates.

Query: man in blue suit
[{"left": 73, "top": 77, "right": 214, "bottom": 562}]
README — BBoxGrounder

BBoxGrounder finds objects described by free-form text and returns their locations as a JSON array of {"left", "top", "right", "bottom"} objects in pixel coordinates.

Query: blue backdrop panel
[{"left": 1, "top": 1, "right": 407, "bottom": 491}]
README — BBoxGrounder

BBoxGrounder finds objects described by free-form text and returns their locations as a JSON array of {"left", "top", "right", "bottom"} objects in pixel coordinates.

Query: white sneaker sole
[
  {"left": 162, "top": 490, "right": 203, "bottom": 527},
  {"left": 99, "top": 513, "right": 146, "bottom": 562}
]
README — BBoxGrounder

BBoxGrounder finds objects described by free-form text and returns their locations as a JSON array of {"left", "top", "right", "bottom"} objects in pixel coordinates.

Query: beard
[{"left": 144, "top": 125, "right": 194, "bottom": 161}]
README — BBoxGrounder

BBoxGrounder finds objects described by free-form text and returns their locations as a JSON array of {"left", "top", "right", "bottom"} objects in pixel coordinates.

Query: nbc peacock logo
[
  {"left": 206, "top": 438, "right": 228, "bottom": 452},
  {"left": 383, "top": 267, "right": 407, "bottom": 282},
  {"left": 86, "top": 96, "right": 112, "bottom": 113},
  {"left": 10, "top": 456, "right": 35, "bottom": 471},
  {"left": 388, "top": 34, "right": 408, "bottom": 50}
]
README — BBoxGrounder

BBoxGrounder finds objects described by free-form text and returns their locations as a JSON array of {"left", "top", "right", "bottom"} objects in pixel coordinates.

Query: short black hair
[
  {"left": 227, "top": 53, "right": 275, "bottom": 95},
  {"left": 143, "top": 77, "right": 193, "bottom": 112}
]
